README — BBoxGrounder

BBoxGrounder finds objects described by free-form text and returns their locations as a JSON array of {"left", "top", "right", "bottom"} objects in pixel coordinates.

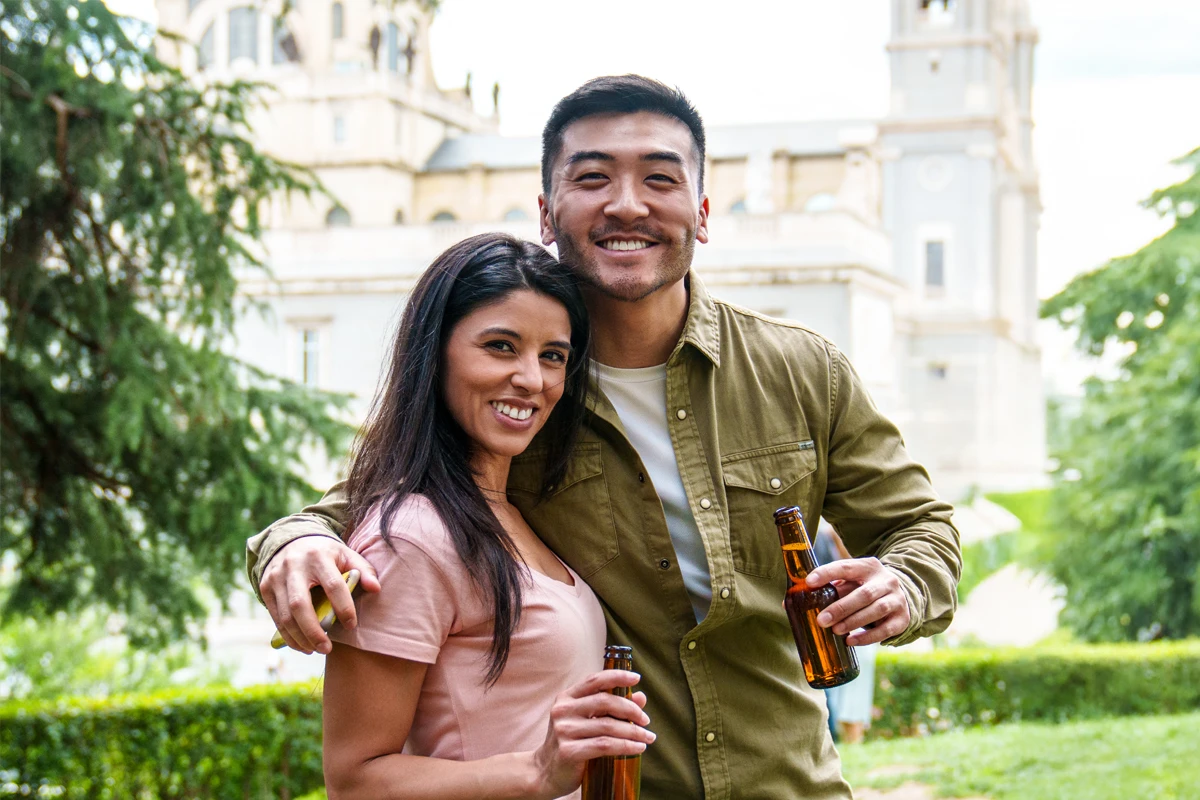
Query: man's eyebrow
[
  {"left": 641, "top": 151, "right": 686, "bottom": 166},
  {"left": 565, "top": 150, "right": 616, "bottom": 166}
]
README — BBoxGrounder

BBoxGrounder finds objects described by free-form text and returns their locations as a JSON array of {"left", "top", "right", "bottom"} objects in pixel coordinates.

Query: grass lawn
[{"left": 840, "top": 711, "right": 1200, "bottom": 800}]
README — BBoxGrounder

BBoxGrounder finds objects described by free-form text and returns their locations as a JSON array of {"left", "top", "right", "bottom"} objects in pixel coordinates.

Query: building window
[
  {"left": 197, "top": 23, "right": 214, "bottom": 70},
  {"left": 925, "top": 240, "right": 945, "bottom": 288},
  {"left": 272, "top": 19, "right": 290, "bottom": 64},
  {"left": 919, "top": 0, "right": 956, "bottom": 28},
  {"left": 729, "top": 199, "right": 747, "bottom": 214},
  {"left": 326, "top": 206, "right": 351, "bottom": 227},
  {"left": 331, "top": 2, "right": 344, "bottom": 40},
  {"left": 189, "top": 0, "right": 205, "bottom": 13},
  {"left": 228, "top": 6, "right": 258, "bottom": 64},
  {"left": 929, "top": 363, "right": 947, "bottom": 380},
  {"left": 393, "top": 209, "right": 405, "bottom": 224},
  {"left": 502, "top": 207, "right": 529, "bottom": 222},
  {"left": 431, "top": 211, "right": 457, "bottom": 223},
  {"left": 805, "top": 192, "right": 836, "bottom": 213},
  {"left": 300, "top": 329, "right": 320, "bottom": 387},
  {"left": 387, "top": 22, "right": 400, "bottom": 72},
  {"left": 333, "top": 114, "right": 347, "bottom": 144}
]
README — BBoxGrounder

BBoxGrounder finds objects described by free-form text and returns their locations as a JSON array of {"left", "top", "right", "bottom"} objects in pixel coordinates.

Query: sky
[{"left": 110, "top": 0, "right": 1200, "bottom": 386}]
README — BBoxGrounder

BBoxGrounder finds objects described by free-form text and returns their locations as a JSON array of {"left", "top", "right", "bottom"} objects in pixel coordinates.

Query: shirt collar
[{"left": 674, "top": 270, "right": 721, "bottom": 368}]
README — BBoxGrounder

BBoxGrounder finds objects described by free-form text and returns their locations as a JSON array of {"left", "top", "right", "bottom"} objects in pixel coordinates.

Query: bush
[
  {"left": 0, "top": 683, "right": 323, "bottom": 799},
  {"left": 871, "top": 639, "right": 1200, "bottom": 738}
]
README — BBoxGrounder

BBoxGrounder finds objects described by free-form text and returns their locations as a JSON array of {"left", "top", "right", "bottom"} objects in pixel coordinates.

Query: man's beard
[{"left": 553, "top": 222, "right": 696, "bottom": 303}]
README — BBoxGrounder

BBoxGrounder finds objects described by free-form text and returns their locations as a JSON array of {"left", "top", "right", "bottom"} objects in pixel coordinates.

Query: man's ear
[
  {"left": 695, "top": 195, "right": 710, "bottom": 244},
  {"left": 538, "top": 194, "right": 556, "bottom": 246}
]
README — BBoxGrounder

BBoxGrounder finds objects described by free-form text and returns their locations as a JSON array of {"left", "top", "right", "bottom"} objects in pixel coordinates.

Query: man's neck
[{"left": 587, "top": 277, "right": 689, "bottom": 368}]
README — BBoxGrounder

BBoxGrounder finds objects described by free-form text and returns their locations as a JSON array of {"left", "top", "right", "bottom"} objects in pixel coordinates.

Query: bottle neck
[{"left": 776, "top": 516, "right": 820, "bottom": 582}]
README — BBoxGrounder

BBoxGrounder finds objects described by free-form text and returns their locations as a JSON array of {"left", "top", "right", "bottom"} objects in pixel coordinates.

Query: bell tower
[{"left": 881, "top": 0, "right": 1044, "bottom": 492}]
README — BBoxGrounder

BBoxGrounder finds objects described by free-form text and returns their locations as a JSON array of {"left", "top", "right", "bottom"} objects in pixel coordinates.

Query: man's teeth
[
  {"left": 491, "top": 402, "right": 532, "bottom": 421},
  {"left": 599, "top": 240, "right": 652, "bottom": 251}
]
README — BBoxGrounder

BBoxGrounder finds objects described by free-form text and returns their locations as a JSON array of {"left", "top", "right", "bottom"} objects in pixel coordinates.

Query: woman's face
[{"left": 441, "top": 289, "right": 574, "bottom": 464}]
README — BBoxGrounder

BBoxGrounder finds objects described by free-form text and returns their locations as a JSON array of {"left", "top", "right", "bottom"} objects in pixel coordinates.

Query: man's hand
[
  {"left": 260, "top": 536, "right": 381, "bottom": 655},
  {"left": 806, "top": 557, "right": 910, "bottom": 646}
]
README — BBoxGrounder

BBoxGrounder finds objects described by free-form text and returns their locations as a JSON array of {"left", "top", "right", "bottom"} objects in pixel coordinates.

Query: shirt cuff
[{"left": 879, "top": 565, "right": 927, "bottom": 647}]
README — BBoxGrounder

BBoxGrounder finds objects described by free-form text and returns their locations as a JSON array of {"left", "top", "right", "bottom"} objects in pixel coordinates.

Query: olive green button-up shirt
[{"left": 247, "top": 273, "right": 960, "bottom": 799}]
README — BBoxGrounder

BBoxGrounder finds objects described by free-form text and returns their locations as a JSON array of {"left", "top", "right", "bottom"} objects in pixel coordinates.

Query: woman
[{"left": 322, "top": 233, "right": 654, "bottom": 800}]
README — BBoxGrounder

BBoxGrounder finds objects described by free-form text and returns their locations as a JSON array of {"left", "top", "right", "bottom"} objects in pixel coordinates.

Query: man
[{"left": 248, "top": 75, "right": 960, "bottom": 798}]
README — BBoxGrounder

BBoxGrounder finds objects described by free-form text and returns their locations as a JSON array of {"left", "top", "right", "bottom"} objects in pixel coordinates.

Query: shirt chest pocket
[
  {"left": 507, "top": 442, "right": 621, "bottom": 579},
  {"left": 721, "top": 441, "right": 818, "bottom": 578}
]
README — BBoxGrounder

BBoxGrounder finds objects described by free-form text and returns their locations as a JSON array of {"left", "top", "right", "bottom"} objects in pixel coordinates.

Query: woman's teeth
[
  {"left": 491, "top": 402, "right": 532, "bottom": 421},
  {"left": 599, "top": 240, "right": 651, "bottom": 251}
]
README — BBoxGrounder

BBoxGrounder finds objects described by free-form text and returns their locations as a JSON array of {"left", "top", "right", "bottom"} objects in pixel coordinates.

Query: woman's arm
[{"left": 323, "top": 644, "right": 654, "bottom": 800}]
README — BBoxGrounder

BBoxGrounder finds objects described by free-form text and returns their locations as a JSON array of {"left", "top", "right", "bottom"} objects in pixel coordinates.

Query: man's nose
[{"left": 604, "top": 177, "right": 649, "bottom": 223}]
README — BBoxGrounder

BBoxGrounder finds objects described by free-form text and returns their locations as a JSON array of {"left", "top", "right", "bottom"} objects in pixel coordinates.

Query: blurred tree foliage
[
  {"left": 0, "top": 0, "right": 352, "bottom": 646},
  {"left": 1042, "top": 147, "right": 1200, "bottom": 641}
]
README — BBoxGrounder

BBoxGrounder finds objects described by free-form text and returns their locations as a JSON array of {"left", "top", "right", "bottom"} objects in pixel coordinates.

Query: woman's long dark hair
[{"left": 345, "top": 233, "right": 591, "bottom": 685}]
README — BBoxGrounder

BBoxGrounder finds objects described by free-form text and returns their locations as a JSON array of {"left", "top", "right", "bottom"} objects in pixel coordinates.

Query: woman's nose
[{"left": 510, "top": 355, "right": 544, "bottom": 393}]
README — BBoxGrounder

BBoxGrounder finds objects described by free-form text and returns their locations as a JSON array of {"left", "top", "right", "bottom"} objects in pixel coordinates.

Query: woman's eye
[
  {"left": 541, "top": 350, "right": 568, "bottom": 364},
  {"left": 486, "top": 340, "right": 516, "bottom": 353}
]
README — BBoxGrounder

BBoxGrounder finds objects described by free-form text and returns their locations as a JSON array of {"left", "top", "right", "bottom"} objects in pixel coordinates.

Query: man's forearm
[{"left": 246, "top": 481, "right": 353, "bottom": 602}]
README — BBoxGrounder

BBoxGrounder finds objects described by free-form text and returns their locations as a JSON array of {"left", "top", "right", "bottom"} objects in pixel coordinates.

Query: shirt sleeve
[
  {"left": 328, "top": 508, "right": 463, "bottom": 664},
  {"left": 245, "top": 481, "right": 351, "bottom": 603},
  {"left": 821, "top": 345, "right": 962, "bottom": 646}
]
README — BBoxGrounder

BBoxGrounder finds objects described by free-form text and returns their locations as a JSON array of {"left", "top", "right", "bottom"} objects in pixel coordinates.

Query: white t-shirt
[{"left": 594, "top": 363, "right": 712, "bottom": 622}]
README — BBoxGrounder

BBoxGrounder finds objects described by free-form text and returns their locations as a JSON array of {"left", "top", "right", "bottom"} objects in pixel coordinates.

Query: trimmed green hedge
[
  {"left": 3, "top": 641, "right": 1197, "bottom": 795},
  {"left": 871, "top": 639, "right": 1200, "bottom": 738},
  {"left": 0, "top": 683, "right": 323, "bottom": 799}
]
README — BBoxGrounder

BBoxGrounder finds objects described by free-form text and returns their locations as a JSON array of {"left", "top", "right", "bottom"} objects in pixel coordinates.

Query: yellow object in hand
[{"left": 270, "top": 569, "right": 361, "bottom": 650}]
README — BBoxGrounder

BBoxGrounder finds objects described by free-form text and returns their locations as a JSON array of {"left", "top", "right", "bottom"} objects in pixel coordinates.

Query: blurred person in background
[{"left": 816, "top": 520, "right": 881, "bottom": 745}]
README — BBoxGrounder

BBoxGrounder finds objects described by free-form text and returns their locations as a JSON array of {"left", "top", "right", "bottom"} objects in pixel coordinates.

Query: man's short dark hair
[{"left": 540, "top": 75, "right": 706, "bottom": 197}]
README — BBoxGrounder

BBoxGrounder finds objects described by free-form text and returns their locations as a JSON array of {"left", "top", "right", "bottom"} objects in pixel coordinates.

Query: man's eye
[
  {"left": 648, "top": 173, "right": 677, "bottom": 183},
  {"left": 576, "top": 172, "right": 607, "bottom": 182}
]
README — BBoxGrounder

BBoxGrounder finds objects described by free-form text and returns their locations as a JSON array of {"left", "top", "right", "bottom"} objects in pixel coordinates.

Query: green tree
[
  {"left": 1042, "top": 147, "right": 1200, "bottom": 641},
  {"left": 0, "top": 0, "right": 351, "bottom": 646}
]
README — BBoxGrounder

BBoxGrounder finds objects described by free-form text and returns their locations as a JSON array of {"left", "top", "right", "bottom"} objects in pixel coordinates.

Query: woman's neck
[{"left": 472, "top": 452, "right": 512, "bottom": 502}]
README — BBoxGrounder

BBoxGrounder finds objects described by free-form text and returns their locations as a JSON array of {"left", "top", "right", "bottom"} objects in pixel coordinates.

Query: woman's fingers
[
  {"left": 551, "top": 690, "right": 649, "bottom": 727},
  {"left": 563, "top": 668, "right": 641, "bottom": 698}
]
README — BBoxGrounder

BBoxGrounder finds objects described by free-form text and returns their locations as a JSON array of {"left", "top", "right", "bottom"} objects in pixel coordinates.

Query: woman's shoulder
[{"left": 347, "top": 493, "right": 456, "bottom": 560}]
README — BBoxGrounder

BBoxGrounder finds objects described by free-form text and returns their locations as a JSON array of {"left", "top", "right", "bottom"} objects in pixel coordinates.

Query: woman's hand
[{"left": 528, "top": 669, "right": 655, "bottom": 800}]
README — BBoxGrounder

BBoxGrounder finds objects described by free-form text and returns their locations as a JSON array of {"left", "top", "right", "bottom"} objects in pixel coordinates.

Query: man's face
[{"left": 539, "top": 112, "right": 709, "bottom": 303}]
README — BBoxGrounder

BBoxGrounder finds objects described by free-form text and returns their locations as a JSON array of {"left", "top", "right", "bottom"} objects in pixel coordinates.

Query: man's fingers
[
  {"left": 830, "top": 595, "right": 904, "bottom": 635},
  {"left": 807, "top": 557, "right": 878, "bottom": 588},
  {"left": 286, "top": 569, "right": 333, "bottom": 655},
  {"left": 339, "top": 548, "right": 381, "bottom": 594},
  {"left": 846, "top": 613, "right": 907, "bottom": 645},
  {"left": 816, "top": 581, "right": 881, "bottom": 628}
]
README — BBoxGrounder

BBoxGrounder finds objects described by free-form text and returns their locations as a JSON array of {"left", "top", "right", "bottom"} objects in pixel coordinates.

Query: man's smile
[{"left": 596, "top": 239, "right": 656, "bottom": 252}]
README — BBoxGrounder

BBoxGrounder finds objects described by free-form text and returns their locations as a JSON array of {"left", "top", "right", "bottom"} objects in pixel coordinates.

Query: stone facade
[{"left": 157, "top": 0, "right": 1045, "bottom": 498}]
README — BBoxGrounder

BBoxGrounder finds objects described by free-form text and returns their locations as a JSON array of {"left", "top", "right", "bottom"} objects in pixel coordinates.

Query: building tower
[
  {"left": 881, "top": 0, "right": 1044, "bottom": 492},
  {"left": 155, "top": 0, "right": 495, "bottom": 230}
]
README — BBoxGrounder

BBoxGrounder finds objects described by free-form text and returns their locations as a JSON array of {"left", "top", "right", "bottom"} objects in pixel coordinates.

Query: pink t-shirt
[{"left": 330, "top": 495, "right": 607, "bottom": 793}]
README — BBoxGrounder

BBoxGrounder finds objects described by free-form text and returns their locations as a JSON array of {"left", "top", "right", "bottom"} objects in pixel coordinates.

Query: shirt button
[
  {"left": 676, "top": 409, "right": 687, "bottom": 420},
  {"left": 699, "top": 498, "right": 712, "bottom": 510},
  {"left": 770, "top": 477, "right": 782, "bottom": 489},
  {"left": 659, "top": 558, "right": 671, "bottom": 570},
  {"left": 705, "top": 732, "right": 716, "bottom": 742},
  {"left": 687, "top": 641, "right": 697, "bottom": 651},
  {"left": 638, "top": 472, "right": 645, "bottom": 483},
  {"left": 720, "top": 587, "right": 731, "bottom": 599}
]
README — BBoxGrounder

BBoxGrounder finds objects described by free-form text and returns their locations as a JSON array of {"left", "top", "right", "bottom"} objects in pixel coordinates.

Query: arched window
[
  {"left": 228, "top": 6, "right": 258, "bottom": 64},
  {"left": 326, "top": 206, "right": 351, "bottom": 227},
  {"left": 197, "top": 23, "right": 214, "bottom": 70},
  {"left": 729, "top": 199, "right": 747, "bottom": 214},
  {"left": 393, "top": 209, "right": 405, "bottom": 225},
  {"left": 502, "top": 207, "right": 529, "bottom": 222},
  {"left": 331, "top": 2, "right": 344, "bottom": 40},
  {"left": 431, "top": 211, "right": 457, "bottom": 223},
  {"left": 387, "top": 23, "right": 400, "bottom": 72},
  {"left": 804, "top": 193, "right": 836, "bottom": 213}
]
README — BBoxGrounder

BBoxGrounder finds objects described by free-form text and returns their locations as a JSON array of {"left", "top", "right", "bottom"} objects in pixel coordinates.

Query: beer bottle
[
  {"left": 580, "top": 645, "right": 641, "bottom": 800},
  {"left": 774, "top": 506, "right": 859, "bottom": 689}
]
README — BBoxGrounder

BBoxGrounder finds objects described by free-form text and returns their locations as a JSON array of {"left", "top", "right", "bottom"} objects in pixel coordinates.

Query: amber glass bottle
[
  {"left": 774, "top": 506, "right": 859, "bottom": 689},
  {"left": 580, "top": 645, "right": 641, "bottom": 800}
]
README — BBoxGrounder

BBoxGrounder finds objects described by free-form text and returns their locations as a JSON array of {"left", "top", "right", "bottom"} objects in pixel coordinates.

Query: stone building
[{"left": 157, "top": 0, "right": 1045, "bottom": 498}]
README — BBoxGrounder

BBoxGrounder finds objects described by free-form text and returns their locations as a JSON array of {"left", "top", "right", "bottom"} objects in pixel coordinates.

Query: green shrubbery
[
  {"left": 3, "top": 641, "right": 1196, "bottom": 795},
  {"left": 1, "top": 683, "right": 323, "bottom": 799},
  {"left": 871, "top": 639, "right": 1200, "bottom": 738}
]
